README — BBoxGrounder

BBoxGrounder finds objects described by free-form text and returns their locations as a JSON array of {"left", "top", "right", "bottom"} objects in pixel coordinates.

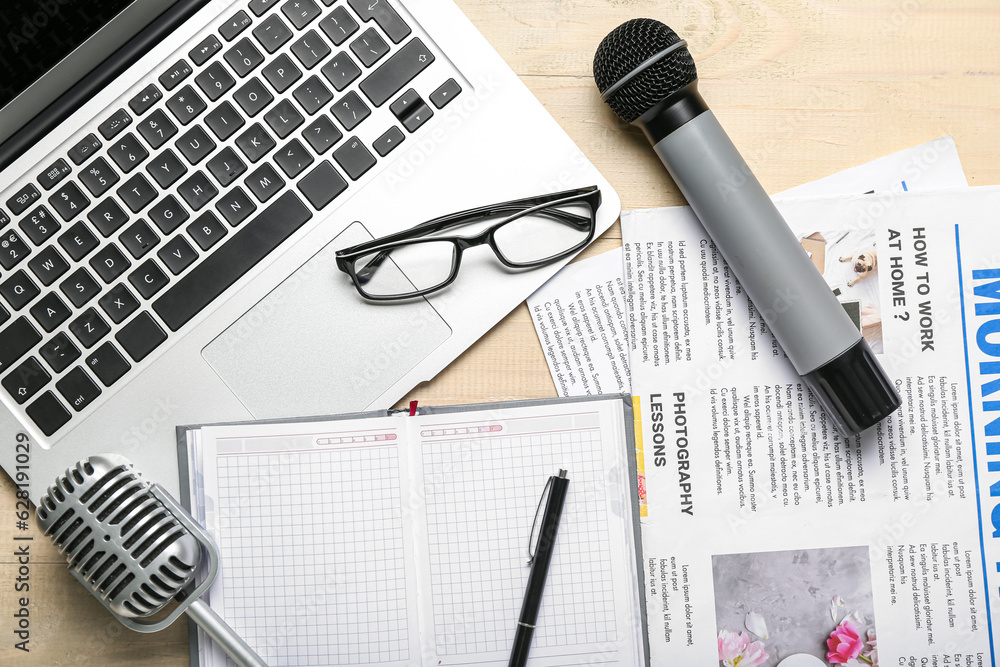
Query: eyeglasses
[{"left": 335, "top": 185, "right": 602, "bottom": 300}]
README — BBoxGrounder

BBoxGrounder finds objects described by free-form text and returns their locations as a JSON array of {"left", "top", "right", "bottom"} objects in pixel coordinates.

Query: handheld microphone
[
  {"left": 594, "top": 19, "right": 900, "bottom": 435},
  {"left": 36, "top": 454, "right": 268, "bottom": 667}
]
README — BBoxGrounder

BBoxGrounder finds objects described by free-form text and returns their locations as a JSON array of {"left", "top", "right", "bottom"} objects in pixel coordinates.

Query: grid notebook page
[
  {"left": 413, "top": 402, "right": 644, "bottom": 666},
  {"left": 198, "top": 420, "right": 421, "bottom": 667}
]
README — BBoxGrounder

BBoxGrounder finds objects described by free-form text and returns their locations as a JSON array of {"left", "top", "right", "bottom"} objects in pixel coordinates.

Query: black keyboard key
[
  {"left": 350, "top": 28, "right": 389, "bottom": 67},
  {"left": 262, "top": 53, "right": 302, "bottom": 93},
  {"left": 7, "top": 183, "right": 40, "bottom": 216},
  {"left": 69, "top": 308, "right": 110, "bottom": 348},
  {"left": 319, "top": 6, "right": 359, "bottom": 45},
  {"left": 188, "top": 211, "right": 228, "bottom": 250},
  {"left": 282, "top": 0, "right": 321, "bottom": 29},
  {"left": 118, "top": 174, "right": 157, "bottom": 213},
  {"left": 19, "top": 205, "right": 60, "bottom": 245},
  {"left": 40, "top": 332, "right": 80, "bottom": 373},
  {"left": 264, "top": 99, "right": 304, "bottom": 138},
  {"left": 250, "top": 0, "right": 281, "bottom": 16},
  {"left": 3, "top": 357, "right": 50, "bottom": 404},
  {"left": 79, "top": 157, "right": 120, "bottom": 196},
  {"left": 86, "top": 343, "right": 131, "bottom": 387},
  {"left": 1, "top": 270, "right": 39, "bottom": 310},
  {"left": 149, "top": 195, "right": 190, "bottom": 233},
  {"left": 176, "top": 126, "right": 217, "bottom": 165},
  {"left": 195, "top": 61, "right": 237, "bottom": 102},
  {"left": 98, "top": 108, "right": 132, "bottom": 140},
  {"left": 0, "top": 304, "right": 7, "bottom": 326},
  {"left": 99, "top": 284, "right": 140, "bottom": 323},
  {"left": 116, "top": 312, "right": 167, "bottom": 362},
  {"left": 0, "top": 230, "right": 30, "bottom": 269},
  {"left": 90, "top": 244, "right": 131, "bottom": 283},
  {"left": 221, "top": 10, "right": 253, "bottom": 41},
  {"left": 48, "top": 182, "right": 89, "bottom": 221},
  {"left": 293, "top": 75, "right": 333, "bottom": 114},
  {"left": 159, "top": 60, "right": 193, "bottom": 91},
  {"left": 153, "top": 191, "right": 312, "bottom": 331},
  {"left": 88, "top": 198, "right": 130, "bottom": 236},
  {"left": 275, "top": 139, "right": 314, "bottom": 178},
  {"left": 360, "top": 38, "right": 435, "bottom": 106},
  {"left": 402, "top": 102, "right": 433, "bottom": 132},
  {"left": 253, "top": 13, "right": 293, "bottom": 53},
  {"left": 30, "top": 292, "right": 70, "bottom": 332},
  {"left": 146, "top": 149, "right": 188, "bottom": 189},
  {"left": 28, "top": 246, "right": 69, "bottom": 286},
  {"left": 215, "top": 187, "right": 257, "bottom": 226},
  {"left": 136, "top": 110, "right": 179, "bottom": 151},
  {"left": 246, "top": 164, "right": 285, "bottom": 202},
  {"left": 158, "top": 236, "right": 198, "bottom": 275},
  {"left": 26, "top": 391, "right": 70, "bottom": 436},
  {"left": 297, "top": 160, "right": 347, "bottom": 209},
  {"left": 234, "top": 77, "right": 274, "bottom": 117},
  {"left": 68, "top": 134, "right": 102, "bottom": 165},
  {"left": 332, "top": 91, "right": 371, "bottom": 130},
  {"left": 58, "top": 222, "right": 99, "bottom": 261},
  {"left": 302, "top": 114, "right": 342, "bottom": 153},
  {"left": 129, "top": 260, "right": 170, "bottom": 299},
  {"left": 56, "top": 367, "right": 101, "bottom": 412},
  {"left": 0, "top": 208, "right": 8, "bottom": 228},
  {"left": 37, "top": 159, "right": 72, "bottom": 191},
  {"left": 430, "top": 78, "right": 461, "bottom": 108},
  {"left": 225, "top": 38, "right": 265, "bottom": 77},
  {"left": 333, "top": 136, "right": 376, "bottom": 180},
  {"left": 390, "top": 88, "right": 420, "bottom": 119},
  {"left": 178, "top": 172, "right": 219, "bottom": 211},
  {"left": 128, "top": 85, "right": 163, "bottom": 119},
  {"left": 60, "top": 268, "right": 100, "bottom": 307},
  {"left": 373, "top": 125, "right": 404, "bottom": 156},
  {"left": 348, "top": 0, "right": 410, "bottom": 43},
  {"left": 291, "top": 29, "right": 331, "bottom": 69},
  {"left": 0, "top": 317, "right": 42, "bottom": 373},
  {"left": 119, "top": 219, "right": 160, "bottom": 258},
  {"left": 166, "top": 86, "right": 207, "bottom": 125},
  {"left": 206, "top": 101, "right": 247, "bottom": 141},
  {"left": 235, "top": 123, "right": 276, "bottom": 162},
  {"left": 189, "top": 34, "right": 223, "bottom": 66},
  {"left": 207, "top": 147, "right": 247, "bottom": 187},
  {"left": 107, "top": 133, "right": 150, "bottom": 173},
  {"left": 321, "top": 51, "right": 361, "bottom": 91}
]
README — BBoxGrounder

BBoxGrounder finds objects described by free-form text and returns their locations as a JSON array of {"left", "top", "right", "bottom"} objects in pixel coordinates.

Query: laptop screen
[{"left": 0, "top": 0, "right": 184, "bottom": 160}]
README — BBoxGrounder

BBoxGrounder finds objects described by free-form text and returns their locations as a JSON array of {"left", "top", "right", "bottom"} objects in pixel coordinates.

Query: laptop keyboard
[{"left": 0, "top": 0, "right": 463, "bottom": 438}]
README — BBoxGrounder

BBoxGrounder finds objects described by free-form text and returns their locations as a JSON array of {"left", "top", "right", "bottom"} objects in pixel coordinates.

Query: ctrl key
[
  {"left": 55, "top": 367, "right": 101, "bottom": 412},
  {"left": 25, "top": 391, "right": 71, "bottom": 436}
]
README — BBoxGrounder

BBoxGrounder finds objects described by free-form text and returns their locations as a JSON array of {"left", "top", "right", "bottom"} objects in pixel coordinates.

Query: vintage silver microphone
[{"left": 36, "top": 453, "right": 267, "bottom": 667}]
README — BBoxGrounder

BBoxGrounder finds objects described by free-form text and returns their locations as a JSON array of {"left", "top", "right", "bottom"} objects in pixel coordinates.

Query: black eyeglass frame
[{"left": 335, "top": 185, "right": 602, "bottom": 300}]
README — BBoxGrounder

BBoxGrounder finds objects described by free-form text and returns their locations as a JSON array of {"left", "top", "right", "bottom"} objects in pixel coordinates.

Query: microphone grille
[
  {"left": 593, "top": 18, "right": 697, "bottom": 123},
  {"left": 36, "top": 454, "right": 200, "bottom": 619}
]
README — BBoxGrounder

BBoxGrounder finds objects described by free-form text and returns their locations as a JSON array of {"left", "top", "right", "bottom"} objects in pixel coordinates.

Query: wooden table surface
[{"left": 2, "top": 0, "right": 998, "bottom": 664}]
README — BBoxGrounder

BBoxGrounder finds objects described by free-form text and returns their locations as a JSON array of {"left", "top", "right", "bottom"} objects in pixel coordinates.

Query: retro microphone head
[
  {"left": 37, "top": 454, "right": 268, "bottom": 666},
  {"left": 593, "top": 18, "right": 698, "bottom": 124}
]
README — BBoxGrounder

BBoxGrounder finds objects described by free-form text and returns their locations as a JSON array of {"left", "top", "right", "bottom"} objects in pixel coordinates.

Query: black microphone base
[{"left": 802, "top": 338, "right": 901, "bottom": 437}]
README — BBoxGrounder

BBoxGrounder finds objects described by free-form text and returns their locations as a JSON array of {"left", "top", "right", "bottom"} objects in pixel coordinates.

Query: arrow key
[
  {"left": 430, "top": 78, "right": 461, "bottom": 109},
  {"left": 373, "top": 125, "right": 404, "bottom": 157},
  {"left": 39, "top": 332, "right": 81, "bottom": 373},
  {"left": 2, "top": 357, "right": 50, "bottom": 405}
]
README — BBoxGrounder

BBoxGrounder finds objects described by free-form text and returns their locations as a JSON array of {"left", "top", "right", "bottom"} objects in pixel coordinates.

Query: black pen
[{"left": 508, "top": 469, "right": 569, "bottom": 667}]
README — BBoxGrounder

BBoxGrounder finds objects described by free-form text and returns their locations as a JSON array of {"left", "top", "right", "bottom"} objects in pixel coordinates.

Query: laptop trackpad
[{"left": 202, "top": 222, "right": 452, "bottom": 418}]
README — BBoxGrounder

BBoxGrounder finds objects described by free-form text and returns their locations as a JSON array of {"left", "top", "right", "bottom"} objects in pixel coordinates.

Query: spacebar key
[
  {"left": 153, "top": 191, "right": 312, "bottom": 331},
  {"left": 359, "top": 38, "right": 435, "bottom": 107}
]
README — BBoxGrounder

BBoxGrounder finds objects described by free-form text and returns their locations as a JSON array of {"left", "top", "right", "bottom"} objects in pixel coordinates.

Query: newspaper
[
  {"left": 527, "top": 137, "right": 968, "bottom": 397},
  {"left": 622, "top": 186, "right": 1000, "bottom": 665}
]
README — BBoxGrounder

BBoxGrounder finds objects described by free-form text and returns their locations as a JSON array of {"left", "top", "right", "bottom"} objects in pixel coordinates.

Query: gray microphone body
[
  {"left": 594, "top": 19, "right": 900, "bottom": 436},
  {"left": 36, "top": 454, "right": 268, "bottom": 667}
]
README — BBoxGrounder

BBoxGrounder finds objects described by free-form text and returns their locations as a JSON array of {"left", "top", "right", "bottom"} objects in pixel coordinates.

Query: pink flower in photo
[
  {"left": 718, "top": 629, "right": 768, "bottom": 667},
  {"left": 826, "top": 620, "right": 865, "bottom": 664}
]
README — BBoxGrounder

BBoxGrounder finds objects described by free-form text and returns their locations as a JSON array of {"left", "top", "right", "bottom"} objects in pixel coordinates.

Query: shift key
[{"left": 359, "top": 38, "right": 434, "bottom": 107}]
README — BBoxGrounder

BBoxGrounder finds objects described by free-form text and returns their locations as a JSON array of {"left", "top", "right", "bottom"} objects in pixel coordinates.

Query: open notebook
[{"left": 179, "top": 395, "right": 648, "bottom": 667}]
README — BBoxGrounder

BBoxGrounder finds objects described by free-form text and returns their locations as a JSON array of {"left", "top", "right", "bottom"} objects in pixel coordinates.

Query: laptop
[{"left": 0, "top": 0, "right": 620, "bottom": 502}]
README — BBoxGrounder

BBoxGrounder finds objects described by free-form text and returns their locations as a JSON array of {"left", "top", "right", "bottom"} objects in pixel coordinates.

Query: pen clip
[{"left": 527, "top": 476, "right": 554, "bottom": 565}]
